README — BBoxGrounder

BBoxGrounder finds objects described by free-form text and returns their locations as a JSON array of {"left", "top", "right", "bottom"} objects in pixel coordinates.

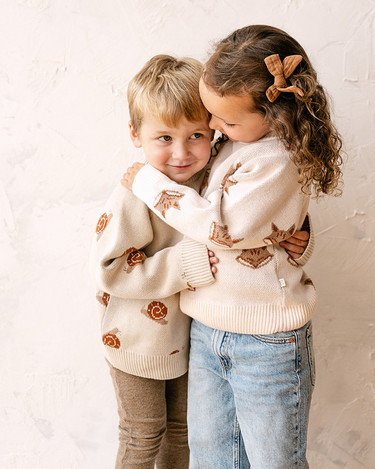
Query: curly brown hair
[{"left": 202, "top": 25, "right": 343, "bottom": 198}]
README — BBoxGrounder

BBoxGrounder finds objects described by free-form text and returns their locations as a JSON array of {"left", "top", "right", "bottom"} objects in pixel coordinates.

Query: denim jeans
[{"left": 187, "top": 319, "right": 315, "bottom": 469}]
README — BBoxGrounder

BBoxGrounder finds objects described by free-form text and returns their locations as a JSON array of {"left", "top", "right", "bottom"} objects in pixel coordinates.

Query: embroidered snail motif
[
  {"left": 127, "top": 250, "right": 144, "bottom": 266},
  {"left": 96, "top": 291, "right": 111, "bottom": 306},
  {"left": 123, "top": 247, "right": 145, "bottom": 273},
  {"left": 141, "top": 301, "right": 168, "bottom": 325},
  {"left": 102, "top": 328, "right": 120, "bottom": 349},
  {"left": 95, "top": 212, "right": 113, "bottom": 240}
]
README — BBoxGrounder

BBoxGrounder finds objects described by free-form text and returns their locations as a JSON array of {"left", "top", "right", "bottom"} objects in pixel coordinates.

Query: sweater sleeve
[
  {"left": 90, "top": 183, "right": 214, "bottom": 300},
  {"left": 132, "top": 143, "right": 310, "bottom": 251}
]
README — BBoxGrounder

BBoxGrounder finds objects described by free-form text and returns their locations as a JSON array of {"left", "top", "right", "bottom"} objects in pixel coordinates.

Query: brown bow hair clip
[{"left": 264, "top": 54, "right": 304, "bottom": 103}]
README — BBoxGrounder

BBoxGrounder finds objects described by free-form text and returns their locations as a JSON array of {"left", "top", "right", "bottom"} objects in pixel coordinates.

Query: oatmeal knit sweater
[
  {"left": 90, "top": 170, "right": 215, "bottom": 380},
  {"left": 133, "top": 136, "right": 316, "bottom": 335}
]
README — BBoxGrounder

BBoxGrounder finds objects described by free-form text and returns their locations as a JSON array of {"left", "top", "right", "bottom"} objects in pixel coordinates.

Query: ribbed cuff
[
  {"left": 295, "top": 213, "right": 315, "bottom": 266},
  {"left": 181, "top": 238, "right": 215, "bottom": 288}
]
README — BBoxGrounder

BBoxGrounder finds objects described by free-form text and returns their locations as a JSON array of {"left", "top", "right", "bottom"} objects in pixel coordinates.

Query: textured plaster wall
[{"left": 0, "top": 1, "right": 374, "bottom": 468}]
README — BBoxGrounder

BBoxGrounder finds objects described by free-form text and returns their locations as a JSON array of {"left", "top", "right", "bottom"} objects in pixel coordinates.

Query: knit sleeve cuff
[
  {"left": 295, "top": 213, "right": 315, "bottom": 267},
  {"left": 181, "top": 238, "right": 215, "bottom": 288}
]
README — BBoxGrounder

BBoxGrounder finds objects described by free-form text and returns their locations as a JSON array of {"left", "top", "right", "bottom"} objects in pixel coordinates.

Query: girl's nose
[{"left": 209, "top": 115, "right": 221, "bottom": 132}]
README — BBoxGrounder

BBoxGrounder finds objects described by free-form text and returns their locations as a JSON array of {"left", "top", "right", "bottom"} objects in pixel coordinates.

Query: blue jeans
[{"left": 187, "top": 320, "right": 315, "bottom": 469}]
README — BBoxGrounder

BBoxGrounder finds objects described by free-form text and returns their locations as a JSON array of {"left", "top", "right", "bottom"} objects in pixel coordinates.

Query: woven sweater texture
[
  {"left": 90, "top": 170, "right": 215, "bottom": 380},
  {"left": 133, "top": 136, "right": 317, "bottom": 334}
]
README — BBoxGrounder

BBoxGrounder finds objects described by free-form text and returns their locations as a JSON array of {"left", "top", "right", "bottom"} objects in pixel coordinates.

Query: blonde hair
[
  {"left": 203, "top": 25, "right": 343, "bottom": 198},
  {"left": 128, "top": 55, "right": 209, "bottom": 133}
]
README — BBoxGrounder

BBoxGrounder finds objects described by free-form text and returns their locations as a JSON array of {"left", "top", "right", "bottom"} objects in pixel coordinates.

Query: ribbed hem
[
  {"left": 181, "top": 238, "right": 215, "bottom": 288},
  {"left": 295, "top": 213, "right": 315, "bottom": 267},
  {"left": 180, "top": 293, "right": 317, "bottom": 335},
  {"left": 104, "top": 346, "right": 189, "bottom": 380}
]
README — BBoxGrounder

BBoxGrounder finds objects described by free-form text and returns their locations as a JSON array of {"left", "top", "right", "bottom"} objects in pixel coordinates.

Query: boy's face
[{"left": 129, "top": 115, "right": 212, "bottom": 183}]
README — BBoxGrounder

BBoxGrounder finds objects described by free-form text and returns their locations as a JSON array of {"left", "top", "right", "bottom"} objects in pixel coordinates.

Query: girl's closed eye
[{"left": 224, "top": 122, "right": 236, "bottom": 128}]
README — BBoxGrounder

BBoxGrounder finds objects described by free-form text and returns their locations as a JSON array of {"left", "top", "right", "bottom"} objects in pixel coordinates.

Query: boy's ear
[{"left": 128, "top": 121, "right": 142, "bottom": 148}]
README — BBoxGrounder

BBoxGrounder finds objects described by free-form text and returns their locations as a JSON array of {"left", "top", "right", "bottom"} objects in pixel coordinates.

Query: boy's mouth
[{"left": 169, "top": 164, "right": 192, "bottom": 170}]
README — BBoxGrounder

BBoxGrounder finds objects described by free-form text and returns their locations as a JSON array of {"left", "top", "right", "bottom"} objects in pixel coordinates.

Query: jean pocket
[
  {"left": 306, "top": 323, "right": 316, "bottom": 386},
  {"left": 252, "top": 331, "right": 297, "bottom": 345}
]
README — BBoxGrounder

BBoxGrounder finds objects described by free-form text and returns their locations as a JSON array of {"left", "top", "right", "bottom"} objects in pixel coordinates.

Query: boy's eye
[
  {"left": 191, "top": 133, "right": 203, "bottom": 139},
  {"left": 159, "top": 135, "right": 172, "bottom": 142}
]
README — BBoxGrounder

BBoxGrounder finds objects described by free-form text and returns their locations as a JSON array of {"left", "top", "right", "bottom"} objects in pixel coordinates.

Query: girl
[{"left": 123, "top": 25, "right": 342, "bottom": 468}]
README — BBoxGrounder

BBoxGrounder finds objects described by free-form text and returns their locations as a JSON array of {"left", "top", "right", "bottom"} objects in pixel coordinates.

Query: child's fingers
[
  {"left": 282, "top": 234, "right": 308, "bottom": 249},
  {"left": 120, "top": 173, "right": 132, "bottom": 190},
  {"left": 290, "top": 230, "right": 309, "bottom": 244},
  {"left": 279, "top": 240, "right": 304, "bottom": 254},
  {"left": 208, "top": 251, "right": 219, "bottom": 264},
  {"left": 208, "top": 250, "right": 219, "bottom": 274},
  {"left": 287, "top": 250, "right": 301, "bottom": 259}
]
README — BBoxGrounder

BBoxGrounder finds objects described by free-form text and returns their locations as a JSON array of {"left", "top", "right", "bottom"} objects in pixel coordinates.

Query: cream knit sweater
[
  {"left": 133, "top": 136, "right": 316, "bottom": 335},
  {"left": 90, "top": 170, "right": 215, "bottom": 380}
]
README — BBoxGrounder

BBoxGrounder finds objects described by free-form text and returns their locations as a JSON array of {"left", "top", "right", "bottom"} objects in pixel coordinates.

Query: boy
[{"left": 90, "top": 55, "right": 217, "bottom": 469}]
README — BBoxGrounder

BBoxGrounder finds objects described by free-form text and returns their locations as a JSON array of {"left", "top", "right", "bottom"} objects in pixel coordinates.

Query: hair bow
[{"left": 264, "top": 54, "right": 304, "bottom": 103}]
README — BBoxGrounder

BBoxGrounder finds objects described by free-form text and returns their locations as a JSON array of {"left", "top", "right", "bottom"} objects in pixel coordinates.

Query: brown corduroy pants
[{"left": 107, "top": 361, "right": 189, "bottom": 469}]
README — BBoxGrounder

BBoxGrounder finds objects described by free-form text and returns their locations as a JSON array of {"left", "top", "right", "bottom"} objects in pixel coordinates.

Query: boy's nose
[{"left": 172, "top": 142, "right": 190, "bottom": 159}]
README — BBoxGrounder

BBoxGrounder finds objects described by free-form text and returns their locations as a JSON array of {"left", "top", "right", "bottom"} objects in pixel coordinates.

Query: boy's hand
[
  {"left": 121, "top": 163, "right": 146, "bottom": 191},
  {"left": 280, "top": 230, "right": 309, "bottom": 259},
  {"left": 208, "top": 250, "right": 219, "bottom": 274}
]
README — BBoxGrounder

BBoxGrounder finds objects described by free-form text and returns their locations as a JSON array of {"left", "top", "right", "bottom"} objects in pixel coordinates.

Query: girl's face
[{"left": 199, "top": 79, "right": 270, "bottom": 143}]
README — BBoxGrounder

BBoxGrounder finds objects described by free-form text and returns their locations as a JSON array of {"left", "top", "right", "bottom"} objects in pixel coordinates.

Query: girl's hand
[
  {"left": 280, "top": 230, "right": 309, "bottom": 259},
  {"left": 121, "top": 163, "right": 146, "bottom": 191},
  {"left": 208, "top": 250, "right": 219, "bottom": 274}
]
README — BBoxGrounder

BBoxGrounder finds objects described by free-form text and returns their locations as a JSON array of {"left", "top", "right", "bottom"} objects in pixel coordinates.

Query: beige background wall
[{"left": 1, "top": 0, "right": 374, "bottom": 468}]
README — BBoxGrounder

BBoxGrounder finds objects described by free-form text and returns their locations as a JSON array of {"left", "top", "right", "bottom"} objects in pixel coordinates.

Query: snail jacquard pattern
[
  {"left": 90, "top": 177, "right": 214, "bottom": 381},
  {"left": 123, "top": 247, "right": 146, "bottom": 273},
  {"left": 96, "top": 291, "right": 111, "bottom": 306},
  {"left": 141, "top": 301, "right": 168, "bottom": 325},
  {"left": 95, "top": 212, "right": 113, "bottom": 240},
  {"left": 102, "top": 328, "right": 121, "bottom": 349}
]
